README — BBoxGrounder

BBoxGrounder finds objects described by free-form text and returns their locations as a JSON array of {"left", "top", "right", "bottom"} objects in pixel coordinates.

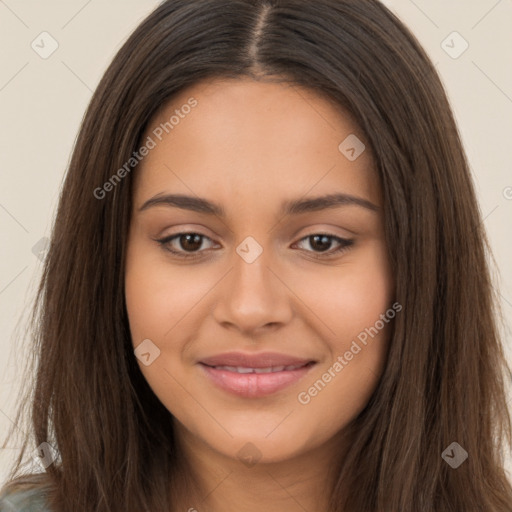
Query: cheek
[
  {"left": 293, "top": 254, "right": 393, "bottom": 432},
  {"left": 291, "top": 240, "right": 393, "bottom": 341},
  {"left": 124, "top": 240, "right": 212, "bottom": 344},
  {"left": 290, "top": 240, "right": 393, "bottom": 410},
  {"left": 124, "top": 241, "right": 202, "bottom": 409}
]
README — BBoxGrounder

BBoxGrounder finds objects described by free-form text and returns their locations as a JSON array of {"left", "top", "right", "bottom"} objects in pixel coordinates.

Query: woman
[{"left": 1, "top": 0, "right": 511, "bottom": 510}]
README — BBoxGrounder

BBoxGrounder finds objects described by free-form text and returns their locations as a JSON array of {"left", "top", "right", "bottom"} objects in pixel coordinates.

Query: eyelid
[
  {"left": 292, "top": 233, "right": 354, "bottom": 257},
  {"left": 155, "top": 230, "right": 354, "bottom": 260},
  {"left": 154, "top": 231, "right": 218, "bottom": 256}
]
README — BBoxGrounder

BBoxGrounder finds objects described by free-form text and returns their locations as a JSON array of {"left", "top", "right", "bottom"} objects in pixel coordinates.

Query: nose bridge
[
  {"left": 212, "top": 235, "right": 292, "bottom": 332},
  {"left": 231, "top": 236, "right": 278, "bottom": 308},
  {"left": 234, "top": 238, "right": 271, "bottom": 292}
]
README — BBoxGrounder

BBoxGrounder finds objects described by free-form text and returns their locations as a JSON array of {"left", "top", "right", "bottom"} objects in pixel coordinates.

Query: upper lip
[{"left": 199, "top": 352, "right": 316, "bottom": 368}]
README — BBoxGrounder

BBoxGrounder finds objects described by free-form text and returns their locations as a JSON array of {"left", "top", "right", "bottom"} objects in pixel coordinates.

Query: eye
[
  {"left": 155, "top": 232, "right": 354, "bottom": 260},
  {"left": 156, "top": 232, "right": 217, "bottom": 258},
  {"left": 293, "top": 234, "right": 354, "bottom": 257}
]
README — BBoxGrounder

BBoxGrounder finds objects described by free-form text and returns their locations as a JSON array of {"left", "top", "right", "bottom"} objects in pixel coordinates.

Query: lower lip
[{"left": 198, "top": 363, "right": 316, "bottom": 398}]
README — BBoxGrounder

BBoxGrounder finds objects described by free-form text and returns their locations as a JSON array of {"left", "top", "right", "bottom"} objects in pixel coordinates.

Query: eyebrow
[{"left": 138, "top": 192, "right": 379, "bottom": 217}]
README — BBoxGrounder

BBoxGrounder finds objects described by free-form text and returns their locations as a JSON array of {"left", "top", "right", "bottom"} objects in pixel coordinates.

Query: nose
[{"left": 212, "top": 244, "right": 293, "bottom": 335}]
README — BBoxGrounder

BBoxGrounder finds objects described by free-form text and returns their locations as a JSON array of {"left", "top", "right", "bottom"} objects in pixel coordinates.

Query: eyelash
[{"left": 155, "top": 232, "right": 355, "bottom": 260}]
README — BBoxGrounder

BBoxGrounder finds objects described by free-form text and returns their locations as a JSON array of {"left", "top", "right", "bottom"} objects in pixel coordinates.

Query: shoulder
[{"left": 0, "top": 487, "right": 50, "bottom": 512}]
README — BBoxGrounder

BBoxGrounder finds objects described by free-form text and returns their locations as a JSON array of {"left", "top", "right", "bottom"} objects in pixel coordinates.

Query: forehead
[{"left": 133, "top": 77, "right": 380, "bottom": 211}]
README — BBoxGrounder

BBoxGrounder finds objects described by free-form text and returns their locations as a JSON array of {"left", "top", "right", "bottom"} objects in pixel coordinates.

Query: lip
[
  {"left": 199, "top": 351, "right": 316, "bottom": 368},
  {"left": 198, "top": 352, "right": 317, "bottom": 398}
]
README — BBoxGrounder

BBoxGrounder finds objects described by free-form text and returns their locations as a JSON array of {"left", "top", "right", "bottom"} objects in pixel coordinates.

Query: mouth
[
  {"left": 202, "top": 362, "right": 315, "bottom": 373},
  {"left": 198, "top": 360, "right": 316, "bottom": 398}
]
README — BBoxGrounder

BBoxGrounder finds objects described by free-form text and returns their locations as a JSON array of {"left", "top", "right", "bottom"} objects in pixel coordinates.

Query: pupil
[
  {"left": 181, "top": 234, "right": 202, "bottom": 251},
  {"left": 177, "top": 234, "right": 334, "bottom": 253},
  {"left": 311, "top": 235, "right": 331, "bottom": 252}
]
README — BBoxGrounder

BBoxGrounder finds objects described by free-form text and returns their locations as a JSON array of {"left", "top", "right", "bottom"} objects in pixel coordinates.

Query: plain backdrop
[{"left": 1, "top": 0, "right": 511, "bottom": 485}]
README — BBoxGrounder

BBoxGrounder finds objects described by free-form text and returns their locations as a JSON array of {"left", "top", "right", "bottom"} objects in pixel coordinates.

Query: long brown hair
[{"left": 2, "top": 0, "right": 511, "bottom": 510}]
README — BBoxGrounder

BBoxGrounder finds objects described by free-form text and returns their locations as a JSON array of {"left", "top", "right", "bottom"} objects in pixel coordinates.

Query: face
[{"left": 125, "top": 77, "right": 394, "bottom": 466}]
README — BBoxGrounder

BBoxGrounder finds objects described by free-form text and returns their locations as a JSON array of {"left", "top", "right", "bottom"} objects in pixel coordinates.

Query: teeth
[
  {"left": 255, "top": 366, "right": 285, "bottom": 373},
  {"left": 213, "top": 364, "right": 304, "bottom": 373},
  {"left": 232, "top": 366, "right": 253, "bottom": 373}
]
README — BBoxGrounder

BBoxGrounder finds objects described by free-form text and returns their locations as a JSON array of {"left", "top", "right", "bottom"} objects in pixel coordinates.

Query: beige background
[{"left": 1, "top": 0, "right": 511, "bottom": 484}]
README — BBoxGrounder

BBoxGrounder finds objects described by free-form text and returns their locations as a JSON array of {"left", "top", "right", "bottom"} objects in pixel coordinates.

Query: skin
[{"left": 125, "top": 77, "right": 394, "bottom": 512}]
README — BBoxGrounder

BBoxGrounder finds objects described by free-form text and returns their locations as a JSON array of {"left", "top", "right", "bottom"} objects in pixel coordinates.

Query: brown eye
[
  {"left": 294, "top": 234, "right": 354, "bottom": 256},
  {"left": 176, "top": 233, "right": 203, "bottom": 252},
  {"left": 156, "top": 232, "right": 217, "bottom": 257}
]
